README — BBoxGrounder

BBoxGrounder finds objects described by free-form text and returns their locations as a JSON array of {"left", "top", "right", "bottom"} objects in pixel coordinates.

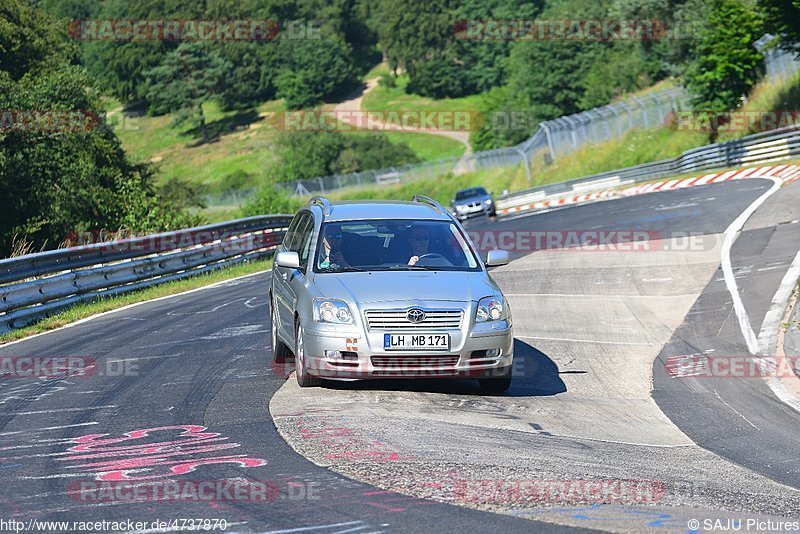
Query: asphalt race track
[{"left": 2, "top": 176, "right": 800, "bottom": 533}]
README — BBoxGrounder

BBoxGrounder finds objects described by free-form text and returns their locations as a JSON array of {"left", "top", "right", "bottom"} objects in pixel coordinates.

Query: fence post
[
  {"left": 515, "top": 147, "right": 533, "bottom": 184},
  {"left": 541, "top": 122, "right": 556, "bottom": 163}
]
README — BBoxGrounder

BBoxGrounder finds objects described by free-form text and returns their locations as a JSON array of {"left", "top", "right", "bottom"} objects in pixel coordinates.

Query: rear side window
[
  {"left": 286, "top": 212, "right": 311, "bottom": 252},
  {"left": 296, "top": 216, "right": 316, "bottom": 268},
  {"left": 282, "top": 212, "right": 305, "bottom": 250}
]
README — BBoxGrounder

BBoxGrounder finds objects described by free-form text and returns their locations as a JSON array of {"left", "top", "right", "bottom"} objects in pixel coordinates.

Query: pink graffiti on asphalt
[
  {"left": 60, "top": 425, "right": 267, "bottom": 481},
  {"left": 294, "top": 416, "right": 416, "bottom": 462}
]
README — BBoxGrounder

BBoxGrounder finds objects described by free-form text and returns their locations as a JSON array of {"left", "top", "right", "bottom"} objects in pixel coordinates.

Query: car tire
[
  {"left": 270, "top": 294, "right": 291, "bottom": 363},
  {"left": 479, "top": 366, "right": 512, "bottom": 394},
  {"left": 295, "top": 321, "right": 321, "bottom": 388}
]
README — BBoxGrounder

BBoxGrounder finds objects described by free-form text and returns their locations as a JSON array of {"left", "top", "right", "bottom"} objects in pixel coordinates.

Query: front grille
[
  {"left": 371, "top": 355, "right": 460, "bottom": 368},
  {"left": 365, "top": 309, "right": 462, "bottom": 330}
]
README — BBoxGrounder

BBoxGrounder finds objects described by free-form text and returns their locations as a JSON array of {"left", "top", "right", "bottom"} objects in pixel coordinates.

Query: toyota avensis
[{"left": 269, "top": 195, "right": 514, "bottom": 393}]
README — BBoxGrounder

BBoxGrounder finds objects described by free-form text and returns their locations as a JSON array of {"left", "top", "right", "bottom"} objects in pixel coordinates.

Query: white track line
[
  {"left": 516, "top": 335, "right": 656, "bottom": 346},
  {"left": 720, "top": 175, "right": 800, "bottom": 413},
  {"left": 720, "top": 176, "right": 782, "bottom": 354},
  {"left": 3, "top": 405, "right": 117, "bottom": 416},
  {"left": 757, "top": 250, "right": 800, "bottom": 356},
  {"left": 766, "top": 288, "right": 800, "bottom": 413}
]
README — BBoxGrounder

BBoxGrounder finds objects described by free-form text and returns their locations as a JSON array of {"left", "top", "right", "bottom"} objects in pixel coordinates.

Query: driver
[
  {"left": 407, "top": 226, "right": 430, "bottom": 266},
  {"left": 319, "top": 224, "right": 350, "bottom": 269}
]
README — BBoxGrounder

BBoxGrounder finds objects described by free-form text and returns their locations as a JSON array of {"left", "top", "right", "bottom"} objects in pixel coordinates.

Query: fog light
[
  {"left": 324, "top": 350, "right": 341, "bottom": 359},
  {"left": 486, "top": 348, "right": 501, "bottom": 358}
]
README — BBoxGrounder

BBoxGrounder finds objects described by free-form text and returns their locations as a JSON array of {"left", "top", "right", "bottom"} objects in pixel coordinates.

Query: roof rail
[
  {"left": 411, "top": 195, "right": 448, "bottom": 216},
  {"left": 308, "top": 196, "right": 332, "bottom": 216}
]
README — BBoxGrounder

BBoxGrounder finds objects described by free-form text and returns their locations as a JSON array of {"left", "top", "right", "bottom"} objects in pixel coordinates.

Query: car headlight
[
  {"left": 455, "top": 204, "right": 467, "bottom": 212},
  {"left": 314, "top": 299, "right": 353, "bottom": 324},
  {"left": 476, "top": 295, "right": 506, "bottom": 322},
  {"left": 485, "top": 199, "right": 493, "bottom": 205}
]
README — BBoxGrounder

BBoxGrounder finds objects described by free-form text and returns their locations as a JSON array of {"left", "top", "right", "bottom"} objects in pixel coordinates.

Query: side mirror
[
  {"left": 275, "top": 251, "right": 300, "bottom": 269},
  {"left": 486, "top": 249, "right": 509, "bottom": 267},
  {"left": 450, "top": 199, "right": 455, "bottom": 206}
]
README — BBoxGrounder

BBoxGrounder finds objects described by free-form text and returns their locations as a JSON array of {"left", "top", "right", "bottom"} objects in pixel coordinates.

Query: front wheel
[
  {"left": 479, "top": 366, "right": 512, "bottom": 394},
  {"left": 295, "top": 321, "right": 321, "bottom": 387}
]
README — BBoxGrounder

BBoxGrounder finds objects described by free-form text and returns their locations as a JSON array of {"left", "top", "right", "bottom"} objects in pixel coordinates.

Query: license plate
[{"left": 384, "top": 333, "right": 450, "bottom": 350}]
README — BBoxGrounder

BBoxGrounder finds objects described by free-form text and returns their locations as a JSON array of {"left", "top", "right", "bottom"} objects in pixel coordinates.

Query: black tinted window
[{"left": 455, "top": 187, "right": 487, "bottom": 200}]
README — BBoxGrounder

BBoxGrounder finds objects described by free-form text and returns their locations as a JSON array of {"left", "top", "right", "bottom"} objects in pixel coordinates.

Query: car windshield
[
  {"left": 314, "top": 219, "right": 480, "bottom": 273},
  {"left": 455, "top": 187, "right": 487, "bottom": 200}
]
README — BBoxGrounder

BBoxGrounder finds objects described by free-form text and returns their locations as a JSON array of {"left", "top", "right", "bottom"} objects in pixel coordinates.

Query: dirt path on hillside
[
  {"left": 255, "top": 77, "right": 476, "bottom": 174},
  {"left": 333, "top": 78, "right": 472, "bottom": 157}
]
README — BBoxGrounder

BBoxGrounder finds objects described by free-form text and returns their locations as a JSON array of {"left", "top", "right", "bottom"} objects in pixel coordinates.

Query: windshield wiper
[
  {"left": 387, "top": 264, "right": 438, "bottom": 271},
  {"left": 319, "top": 266, "right": 368, "bottom": 273}
]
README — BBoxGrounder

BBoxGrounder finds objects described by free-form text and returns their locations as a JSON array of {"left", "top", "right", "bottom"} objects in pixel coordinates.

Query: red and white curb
[{"left": 498, "top": 164, "right": 800, "bottom": 216}]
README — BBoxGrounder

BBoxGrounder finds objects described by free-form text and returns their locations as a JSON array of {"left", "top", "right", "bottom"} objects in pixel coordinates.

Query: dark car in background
[{"left": 450, "top": 187, "right": 496, "bottom": 221}]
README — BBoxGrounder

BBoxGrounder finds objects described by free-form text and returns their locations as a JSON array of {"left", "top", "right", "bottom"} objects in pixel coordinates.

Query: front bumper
[
  {"left": 302, "top": 320, "right": 513, "bottom": 380},
  {"left": 453, "top": 204, "right": 494, "bottom": 220}
]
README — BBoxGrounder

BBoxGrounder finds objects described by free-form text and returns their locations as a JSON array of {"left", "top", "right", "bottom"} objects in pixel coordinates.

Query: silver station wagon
[{"left": 269, "top": 195, "right": 514, "bottom": 393}]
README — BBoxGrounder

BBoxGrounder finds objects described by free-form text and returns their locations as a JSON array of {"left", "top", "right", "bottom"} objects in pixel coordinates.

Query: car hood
[{"left": 311, "top": 270, "right": 499, "bottom": 304}]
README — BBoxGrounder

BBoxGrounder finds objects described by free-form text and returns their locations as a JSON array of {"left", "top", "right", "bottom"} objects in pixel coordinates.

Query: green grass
[
  {"left": 362, "top": 73, "right": 485, "bottom": 115},
  {"left": 325, "top": 164, "right": 529, "bottom": 206},
  {"left": 373, "top": 131, "right": 465, "bottom": 160},
  {"left": 364, "top": 63, "right": 391, "bottom": 80},
  {"left": 113, "top": 101, "right": 283, "bottom": 193},
  {"left": 610, "top": 78, "right": 678, "bottom": 103},
  {"left": 320, "top": 70, "right": 800, "bottom": 206},
  {"left": 101, "top": 95, "right": 123, "bottom": 112},
  {"left": 113, "top": 97, "right": 466, "bottom": 196},
  {"left": 115, "top": 68, "right": 800, "bottom": 220},
  {"left": 0, "top": 259, "right": 272, "bottom": 345}
]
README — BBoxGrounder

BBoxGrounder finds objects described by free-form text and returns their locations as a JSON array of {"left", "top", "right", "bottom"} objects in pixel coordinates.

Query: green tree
[
  {"left": 144, "top": 42, "right": 233, "bottom": 141},
  {"left": 684, "top": 0, "right": 765, "bottom": 141},
  {"left": 0, "top": 0, "right": 198, "bottom": 255},
  {"left": 36, "top": 0, "right": 100, "bottom": 20},
  {"left": 367, "top": 0, "right": 541, "bottom": 98},
  {"left": 758, "top": 0, "right": 800, "bottom": 55},
  {"left": 242, "top": 184, "right": 304, "bottom": 217},
  {"left": 268, "top": 131, "right": 420, "bottom": 182},
  {"left": 80, "top": 0, "right": 204, "bottom": 103},
  {"left": 275, "top": 35, "right": 357, "bottom": 109},
  {"left": 0, "top": 0, "right": 78, "bottom": 79}
]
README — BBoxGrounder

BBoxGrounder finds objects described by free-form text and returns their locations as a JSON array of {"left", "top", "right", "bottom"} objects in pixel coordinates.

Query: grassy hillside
[
  {"left": 112, "top": 100, "right": 467, "bottom": 196},
  {"left": 112, "top": 66, "right": 799, "bottom": 215},
  {"left": 322, "top": 70, "right": 800, "bottom": 206}
]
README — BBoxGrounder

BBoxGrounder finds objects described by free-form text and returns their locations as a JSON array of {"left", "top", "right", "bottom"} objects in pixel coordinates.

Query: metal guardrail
[
  {"left": 0, "top": 216, "right": 292, "bottom": 334},
  {"left": 496, "top": 125, "right": 800, "bottom": 212}
]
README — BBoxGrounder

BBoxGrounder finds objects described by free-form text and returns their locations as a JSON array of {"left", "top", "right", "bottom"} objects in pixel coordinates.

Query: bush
[
  {"left": 378, "top": 73, "right": 397, "bottom": 88},
  {"left": 271, "top": 131, "right": 420, "bottom": 182},
  {"left": 407, "top": 57, "right": 467, "bottom": 99},
  {"left": 470, "top": 87, "right": 535, "bottom": 151},
  {"left": 242, "top": 184, "right": 304, "bottom": 216},
  {"left": 218, "top": 170, "right": 255, "bottom": 191}
]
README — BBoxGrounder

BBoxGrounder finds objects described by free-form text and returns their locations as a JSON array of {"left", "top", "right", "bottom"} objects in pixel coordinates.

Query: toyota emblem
[{"left": 407, "top": 308, "right": 426, "bottom": 323}]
